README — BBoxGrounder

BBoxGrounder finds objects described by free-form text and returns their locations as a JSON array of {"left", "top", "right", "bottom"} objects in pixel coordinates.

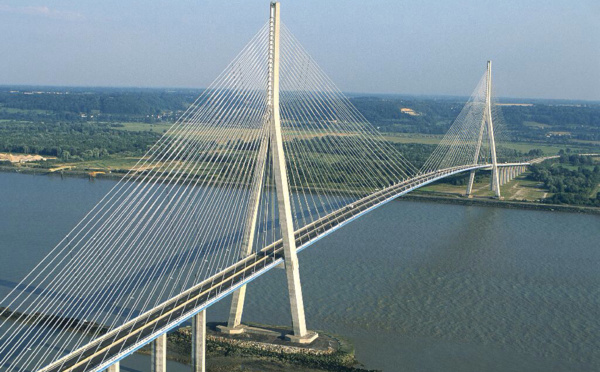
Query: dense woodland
[
  {"left": 0, "top": 87, "right": 598, "bottom": 206},
  {"left": 351, "top": 95, "right": 600, "bottom": 141},
  {"left": 0, "top": 121, "right": 157, "bottom": 160},
  {"left": 528, "top": 155, "right": 600, "bottom": 206},
  {"left": 2, "top": 87, "right": 599, "bottom": 140}
]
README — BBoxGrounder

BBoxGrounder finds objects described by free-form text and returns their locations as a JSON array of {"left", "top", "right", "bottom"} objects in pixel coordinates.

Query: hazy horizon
[
  {"left": 2, "top": 83, "right": 600, "bottom": 104},
  {"left": 1, "top": 0, "right": 598, "bottom": 101}
]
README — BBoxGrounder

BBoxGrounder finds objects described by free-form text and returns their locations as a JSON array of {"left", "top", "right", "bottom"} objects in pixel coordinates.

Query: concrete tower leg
[
  {"left": 268, "top": 2, "right": 317, "bottom": 344},
  {"left": 192, "top": 310, "right": 206, "bottom": 372},
  {"left": 218, "top": 137, "right": 269, "bottom": 336},
  {"left": 485, "top": 61, "right": 501, "bottom": 198},
  {"left": 466, "top": 113, "right": 487, "bottom": 197},
  {"left": 466, "top": 170, "right": 476, "bottom": 197},
  {"left": 151, "top": 334, "right": 167, "bottom": 372}
]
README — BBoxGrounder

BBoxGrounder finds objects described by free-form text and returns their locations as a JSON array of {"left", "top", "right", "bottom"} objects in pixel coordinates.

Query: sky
[{"left": 0, "top": 0, "right": 598, "bottom": 101}]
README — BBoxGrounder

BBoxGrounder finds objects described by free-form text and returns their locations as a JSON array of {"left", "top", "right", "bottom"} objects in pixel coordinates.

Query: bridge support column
[
  {"left": 217, "top": 1, "right": 316, "bottom": 344},
  {"left": 485, "top": 61, "right": 501, "bottom": 198},
  {"left": 106, "top": 362, "right": 119, "bottom": 372},
  {"left": 465, "top": 170, "right": 476, "bottom": 198},
  {"left": 218, "top": 137, "right": 269, "bottom": 336},
  {"left": 192, "top": 310, "right": 206, "bottom": 372},
  {"left": 151, "top": 334, "right": 167, "bottom": 372},
  {"left": 269, "top": 2, "right": 317, "bottom": 345}
]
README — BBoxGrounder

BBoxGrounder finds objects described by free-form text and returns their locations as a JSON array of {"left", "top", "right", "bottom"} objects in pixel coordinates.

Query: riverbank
[
  {"left": 402, "top": 192, "right": 600, "bottom": 215},
  {"left": 0, "top": 163, "right": 118, "bottom": 178},
  {"left": 4, "top": 163, "right": 599, "bottom": 215}
]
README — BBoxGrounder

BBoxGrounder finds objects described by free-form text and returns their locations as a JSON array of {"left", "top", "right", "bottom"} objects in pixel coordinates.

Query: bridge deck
[{"left": 39, "top": 163, "right": 517, "bottom": 372}]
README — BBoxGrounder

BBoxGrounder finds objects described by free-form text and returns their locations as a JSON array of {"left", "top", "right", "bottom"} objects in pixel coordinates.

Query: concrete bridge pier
[
  {"left": 465, "top": 170, "right": 476, "bottom": 198},
  {"left": 192, "top": 310, "right": 206, "bottom": 372},
  {"left": 106, "top": 362, "right": 119, "bottom": 372},
  {"left": 151, "top": 334, "right": 167, "bottom": 372}
]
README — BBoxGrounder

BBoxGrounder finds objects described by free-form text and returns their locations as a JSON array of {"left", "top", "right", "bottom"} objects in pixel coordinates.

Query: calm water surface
[{"left": 0, "top": 172, "right": 599, "bottom": 372}]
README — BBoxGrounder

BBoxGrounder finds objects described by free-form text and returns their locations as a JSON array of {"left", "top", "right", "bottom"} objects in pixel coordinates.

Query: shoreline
[
  {"left": 400, "top": 192, "right": 600, "bottom": 215},
  {"left": 2, "top": 165, "right": 599, "bottom": 215}
]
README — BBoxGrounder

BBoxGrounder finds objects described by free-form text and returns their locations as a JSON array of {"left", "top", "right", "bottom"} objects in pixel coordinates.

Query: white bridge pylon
[
  {"left": 419, "top": 61, "right": 506, "bottom": 198},
  {"left": 0, "top": 3, "right": 527, "bottom": 372},
  {"left": 469, "top": 61, "right": 501, "bottom": 198},
  {"left": 217, "top": 2, "right": 317, "bottom": 343}
]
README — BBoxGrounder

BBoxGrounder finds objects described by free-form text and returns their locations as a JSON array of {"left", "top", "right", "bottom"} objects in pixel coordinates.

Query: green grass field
[
  {"left": 0, "top": 107, "right": 51, "bottom": 115},
  {"left": 382, "top": 133, "right": 443, "bottom": 145},
  {"left": 381, "top": 132, "right": 595, "bottom": 155},
  {"left": 419, "top": 173, "right": 549, "bottom": 201},
  {"left": 115, "top": 122, "right": 172, "bottom": 133},
  {"left": 523, "top": 121, "right": 551, "bottom": 129}
]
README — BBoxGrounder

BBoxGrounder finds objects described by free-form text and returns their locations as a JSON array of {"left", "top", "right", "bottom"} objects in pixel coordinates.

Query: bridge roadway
[{"left": 40, "top": 162, "right": 526, "bottom": 372}]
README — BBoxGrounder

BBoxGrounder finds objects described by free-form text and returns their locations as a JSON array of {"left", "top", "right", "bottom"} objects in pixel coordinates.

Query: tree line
[{"left": 528, "top": 155, "right": 600, "bottom": 206}]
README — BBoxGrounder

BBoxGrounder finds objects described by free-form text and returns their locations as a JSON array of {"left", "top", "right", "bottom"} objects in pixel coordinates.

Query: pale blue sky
[{"left": 0, "top": 0, "right": 598, "bottom": 100}]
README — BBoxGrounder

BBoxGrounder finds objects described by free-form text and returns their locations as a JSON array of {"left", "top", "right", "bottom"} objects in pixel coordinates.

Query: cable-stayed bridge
[{"left": 0, "top": 3, "right": 540, "bottom": 372}]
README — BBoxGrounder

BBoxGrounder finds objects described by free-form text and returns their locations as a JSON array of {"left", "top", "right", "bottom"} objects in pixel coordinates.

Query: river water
[{"left": 0, "top": 172, "right": 598, "bottom": 372}]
